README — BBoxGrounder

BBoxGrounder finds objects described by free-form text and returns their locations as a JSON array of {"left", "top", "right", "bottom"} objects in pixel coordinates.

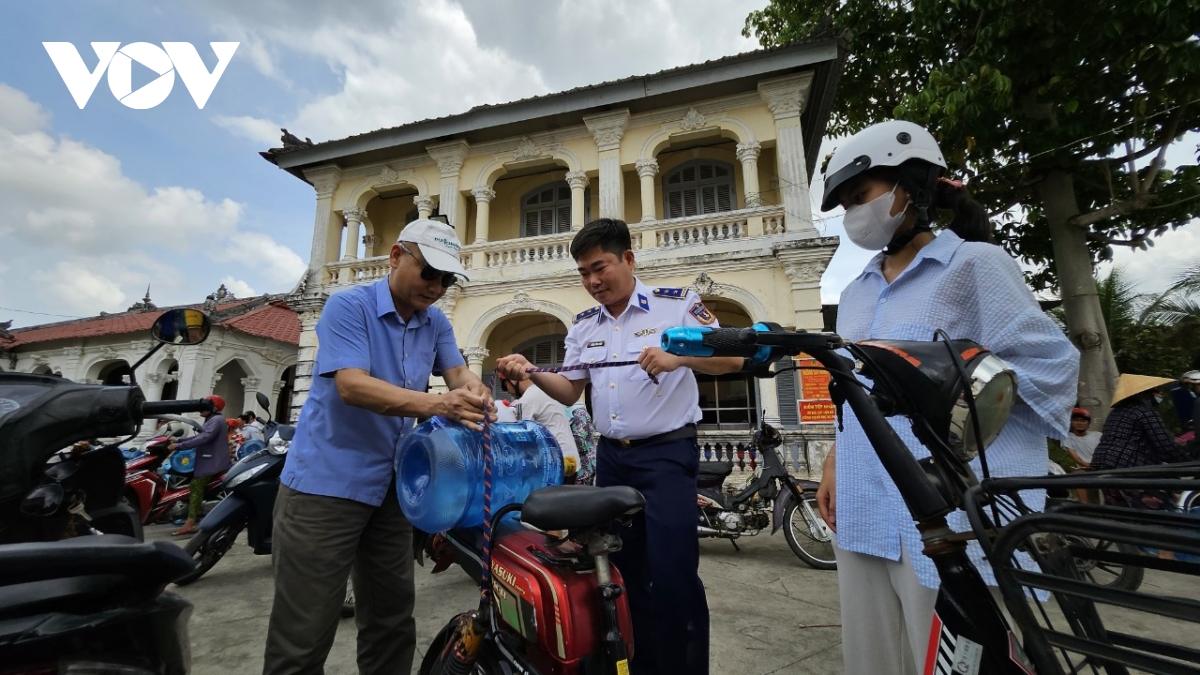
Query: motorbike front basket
[{"left": 964, "top": 463, "right": 1200, "bottom": 675}]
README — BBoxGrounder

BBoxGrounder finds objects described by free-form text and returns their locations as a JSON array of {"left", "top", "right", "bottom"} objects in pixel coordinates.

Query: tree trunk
[{"left": 1037, "top": 169, "right": 1119, "bottom": 425}]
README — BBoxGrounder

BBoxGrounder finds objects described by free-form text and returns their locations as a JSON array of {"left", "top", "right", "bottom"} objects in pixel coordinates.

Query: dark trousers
[
  {"left": 597, "top": 435, "right": 709, "bottom": 675},
  {"left": 263, "top": 483, "right": 415, "bottom": 675}
]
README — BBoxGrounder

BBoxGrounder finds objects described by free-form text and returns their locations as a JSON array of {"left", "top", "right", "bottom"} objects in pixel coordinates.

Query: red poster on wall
[
  {"left": 795, "top": 354, "right": 835, "bottom": 424},
  {"left": 798, "top": 400, "right": 837, "bottom": 424},
  {"left": 797, "top": 357, "right": 831, "bottom": 400}
]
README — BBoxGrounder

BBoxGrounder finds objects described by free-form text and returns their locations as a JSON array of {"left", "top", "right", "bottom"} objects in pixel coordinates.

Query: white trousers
[{"left": 835, "top": 546, "right": 938, "bottom": 675}]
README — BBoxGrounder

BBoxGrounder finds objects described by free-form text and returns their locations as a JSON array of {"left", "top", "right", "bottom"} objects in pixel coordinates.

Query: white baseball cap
[{"left": 398, "top": 219, "right": 469, "bottom": 281}]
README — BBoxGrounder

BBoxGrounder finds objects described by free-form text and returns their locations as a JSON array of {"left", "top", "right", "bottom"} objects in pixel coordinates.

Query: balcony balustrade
[{"left": 323, "top": 205, "right": 790, "bottom": 288}]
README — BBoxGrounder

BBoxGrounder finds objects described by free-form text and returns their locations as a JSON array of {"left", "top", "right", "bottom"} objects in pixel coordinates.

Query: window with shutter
[
  {"left": 775, "top": 357, "right": 800, "bottom": 427},
  {"left": 521, "top": 181, "right": 586, "bottom": 238},
  {"left": 662, "top": 160, "right": 737, "bottom": 219}
]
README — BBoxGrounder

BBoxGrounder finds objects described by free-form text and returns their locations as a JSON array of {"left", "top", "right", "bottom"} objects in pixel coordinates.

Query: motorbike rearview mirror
[
  {"left": 20, "top": 483, "right": 65, "bottom": 517},
  {"left": 151, "top": 309, "right": 212, "bottom": 346},
  {"left": 255, "top": 392, "right": 272, "bottom": 417}
]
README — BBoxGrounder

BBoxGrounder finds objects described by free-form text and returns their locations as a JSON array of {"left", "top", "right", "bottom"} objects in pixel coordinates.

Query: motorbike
[
  {"left": 422, "top": 485, "right": 643, "bottom": 675},
  {"left": 124, "top": 432, "right": 229, "bottom": 525},
  {"left": 696, "top": 413, "right": 834, "bottom": 570},
  {"left": 665, "top": 322, "right": 1200, "bottom": 675},
  {"left": 174, "top": 393, "right": 357, "bottom": 615},
  {"left": 0, "top": 308, "right": 216, "bottom": 674}
]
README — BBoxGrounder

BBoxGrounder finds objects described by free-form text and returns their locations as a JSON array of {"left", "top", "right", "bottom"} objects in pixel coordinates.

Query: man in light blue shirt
[{"left": 264, "top": 219, "right": 493, "bottom": 675}]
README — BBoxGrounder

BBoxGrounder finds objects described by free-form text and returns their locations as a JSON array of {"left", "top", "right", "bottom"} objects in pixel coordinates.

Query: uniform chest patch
[
  {"left": 586, "top": 340, "right": 605, "bottom": 348},
  {"left": 634, "top": 327, "right": 657, "bottom": 338},
  {"left": 689, "top": 302, "right": 715, "bottom": 325}
]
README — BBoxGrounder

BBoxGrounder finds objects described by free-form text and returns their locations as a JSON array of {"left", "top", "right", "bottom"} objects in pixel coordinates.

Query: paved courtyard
[{"left": 150, "top": 523, "right": 1197, "bottom": 674}]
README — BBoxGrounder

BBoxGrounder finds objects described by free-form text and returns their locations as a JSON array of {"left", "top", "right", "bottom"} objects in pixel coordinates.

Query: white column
[
  {"left": 342, "top": 208, "right": 365, "bottom": 260},
  {"left": 471, "top": 186, "right": 495, "bottom": 244},
  {"left": 584, "top": 110, "right": 630, "bottom": 221},
  {"left": 241, "top": 376, "right": 262, "bottom": 412},
  {"left": 737, "top": 141, "right": 765, "bottom": 236},
  {"left": 301, "top": 166, "right": 343, "bottom": 279},
  {"left": 736, "top": 141, "right": 763, "bottom": 208},
  {"left": 759, "top": 74, "right": 816, "bottom": 232},
  {"left": 464, "top": 346, "right": 489, "bottom": 378},
  {"left": 142, "top": 372, "right": 165, "bottom": 401},
  {"left": 635, "top": 158, "right": 659, "bottom": 222},
  {"left": 289, "top": 298, "right": 326, "bottom": 422},
  {"left": 784, "top": 261, "right": 829, "bottom": 330},
  {"left": 362, "top": 234, "right": 380, "bottom": 258},
  {"left": 427, "top": 140, "right": 470, "bottom": 243},
  {"left": 414, "top": 194, "right": 435, "bottom": 220},
  {"left": 566, "top": 171, "right": 590, "bottom": 230},
  {"left": 177, "top": 343, "right": 217, "bottom": 400}
]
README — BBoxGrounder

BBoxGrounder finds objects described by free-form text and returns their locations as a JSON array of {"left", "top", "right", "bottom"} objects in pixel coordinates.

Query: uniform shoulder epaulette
[
  {"left": 651, "top": 287, "right": 688, "bottom": 299},
  {"left": 574, "top": 306, "right": 601, "bottom": 323}
]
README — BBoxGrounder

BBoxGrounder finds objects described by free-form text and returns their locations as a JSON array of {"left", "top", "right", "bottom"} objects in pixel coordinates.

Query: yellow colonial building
[{"left": 264, "top": 40, "right": 846, "bottom": 475}]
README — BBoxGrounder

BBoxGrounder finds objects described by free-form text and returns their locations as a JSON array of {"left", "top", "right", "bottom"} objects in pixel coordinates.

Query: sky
[{"left": 1, "top": 0, "right": 1194, "bottom": 329}]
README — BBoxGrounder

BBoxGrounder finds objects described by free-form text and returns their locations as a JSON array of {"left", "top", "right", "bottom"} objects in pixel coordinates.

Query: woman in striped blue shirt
[{"left": 815, "top": 120, "right": 1079, "bottom": 674}]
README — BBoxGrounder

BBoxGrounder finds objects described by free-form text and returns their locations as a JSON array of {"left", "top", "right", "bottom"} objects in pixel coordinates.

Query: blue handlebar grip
[{"left": 662, "top": 326, "right": 715, "bottom": 357}]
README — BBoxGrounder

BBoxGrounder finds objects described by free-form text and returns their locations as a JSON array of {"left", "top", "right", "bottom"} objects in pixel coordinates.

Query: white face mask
[{"left": 842, "top": 185, "right": 909, "bottom": 251}]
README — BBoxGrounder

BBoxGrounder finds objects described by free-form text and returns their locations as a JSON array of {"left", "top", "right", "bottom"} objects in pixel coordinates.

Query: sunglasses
[{"left": 399, "top": 242, "right": 458, "bottom": 288}]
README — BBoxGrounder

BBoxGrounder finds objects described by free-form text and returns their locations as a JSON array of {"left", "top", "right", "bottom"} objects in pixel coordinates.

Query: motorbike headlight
[
  {"left": 226, "top": 462, "right": 269, "bottom": 488},
  {"left": 947, "top": 353, "right": 1017, "bottom": 462}
]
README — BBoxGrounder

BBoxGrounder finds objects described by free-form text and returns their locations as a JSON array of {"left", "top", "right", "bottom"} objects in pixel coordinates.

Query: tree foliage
[
  {"left": 1065, "top": 265, "right": 1200, "bottom": 378},
  {"left": 745, "top": 0, "right": 1200, "bottom": 291}
]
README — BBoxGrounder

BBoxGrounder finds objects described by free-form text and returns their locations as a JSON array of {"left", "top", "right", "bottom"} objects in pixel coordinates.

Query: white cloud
[
  {"left": 0, "top": 84, "right": 305, "bottom": 327},
  {"left": 213, "top": 114, "right": 283, "bottom": 147},
  {"left": 1101, "top": 221, "right": 1198, "bottom": 294},
  {"left": 0, "top": 84, "right": 50, "bottom": 134},
  {"left": 220, "top": 276, "right": 258, "bottom": 298},
  {"left": 32, "top": 263, "right": 128, "bottom": 315},
  {"left": 225, "top": 232, "right": 307, "bottom": 286}
]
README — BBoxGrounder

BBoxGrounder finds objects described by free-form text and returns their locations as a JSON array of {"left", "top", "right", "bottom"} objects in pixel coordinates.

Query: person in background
[
  {"left": 240, "top": 412, "right": 266, "bottom": 443},
  {"left": 1063, "top": 408, "right": 1101, "bottom": 468},
  {"left": 500, "top": 373, "right": 580, "bottom": 480},
  {"left": 167, "top": 395, "right": 230, "bottom": 536},
  {"left": 227, "top": 418, "right": 246, "bottom": 461},
  {"left": 1093, "top": 374, "right": 1194, "bottom": 558}
]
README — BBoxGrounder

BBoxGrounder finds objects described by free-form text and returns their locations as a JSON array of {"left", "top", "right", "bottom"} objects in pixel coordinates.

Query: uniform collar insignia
[{"left": 637, "top": 293, "right": 650, "bottom": 311}]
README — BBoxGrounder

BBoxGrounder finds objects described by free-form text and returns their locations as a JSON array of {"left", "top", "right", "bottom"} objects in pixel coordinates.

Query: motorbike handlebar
[{"left": 142, "top": 399, "right": 215, "bottom": 417}]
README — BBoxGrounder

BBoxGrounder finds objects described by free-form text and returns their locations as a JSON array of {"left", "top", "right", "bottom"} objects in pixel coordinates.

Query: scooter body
[
  {"left": 434, "top": 526, "right": 635, "bottom": 673},
  {"left": 124, "top": 435, "right": 227, "bottom": 525}
]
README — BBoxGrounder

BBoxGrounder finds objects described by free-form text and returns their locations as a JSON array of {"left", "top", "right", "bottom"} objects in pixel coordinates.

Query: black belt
[{"left": 602, "top": 424, "right": 697, "bottom": 449}]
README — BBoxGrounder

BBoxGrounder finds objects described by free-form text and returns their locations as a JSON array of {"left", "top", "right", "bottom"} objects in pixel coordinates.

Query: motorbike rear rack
[{"left": 965, "top": 463, "right": 1200, "bottom": 675}]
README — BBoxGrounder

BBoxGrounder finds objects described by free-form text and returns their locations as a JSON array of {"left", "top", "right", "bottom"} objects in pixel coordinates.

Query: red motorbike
[{"left": 124, "top": 432, "right": 227, "bottom": 525}]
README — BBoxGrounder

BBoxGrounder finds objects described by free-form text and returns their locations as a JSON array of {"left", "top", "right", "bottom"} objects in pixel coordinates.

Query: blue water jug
[{"left": 397, "top": 417, "right": 563, "bottom": 533}]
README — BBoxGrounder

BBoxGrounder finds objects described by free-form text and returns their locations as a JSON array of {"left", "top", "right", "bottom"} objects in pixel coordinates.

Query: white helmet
[
  {"left": 820, "top": 120, "right": 947, "bottom": 212},
  {"left": 1182, "top": 370, "right": 1200, "bottom": 385}
]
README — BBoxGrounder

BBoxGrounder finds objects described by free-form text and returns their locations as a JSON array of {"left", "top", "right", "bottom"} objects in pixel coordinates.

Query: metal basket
[{"left": 964, "top": 462, "right": 1200, "bottom": 675}]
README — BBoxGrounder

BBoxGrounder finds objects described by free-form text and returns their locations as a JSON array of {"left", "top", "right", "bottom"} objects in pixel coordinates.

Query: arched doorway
[
  {"left": 213, "top": 360, "right": 250, "bottom": 418},
  {"left": 696, "top": 299, "right": 756, "bottom": 429},
  {"left": 276, "top": 366, "right": 296, "bottom": 423},
  {"left": 482, "top": 313, "right": 568, "bottom": 396},
  {"left": 161, "top": 362, "right": 180, "bottom": 401},
  {"left": 99, "top": 361, "right": 132, "bottom": 386}
]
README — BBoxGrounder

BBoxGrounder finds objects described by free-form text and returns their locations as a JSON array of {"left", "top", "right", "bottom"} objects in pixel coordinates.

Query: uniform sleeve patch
[
  {"left": 574, "top": 306, "right": 601, "bottom": 324},
  {"left": 689, "top": 302, "right": 716, "bottom": 325},
  {"left": 652, "top": 287, "right": 687, "bottom": 299}
]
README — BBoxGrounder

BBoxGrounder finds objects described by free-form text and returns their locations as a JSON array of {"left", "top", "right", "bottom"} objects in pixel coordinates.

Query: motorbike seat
[
  {"left": 697, "top": 461, "right": 733, "bottom": 488},
  {"left": 521, "top": 485, "right": 645, "bottom": 531},
  {"left": 0, "top": 534, "right": 195, "bottom": 589}
]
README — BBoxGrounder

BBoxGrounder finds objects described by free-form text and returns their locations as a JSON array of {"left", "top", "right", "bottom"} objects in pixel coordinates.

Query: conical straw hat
[{"left": 1111, "top": 374, "right": 1174, "bottom": 406}]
